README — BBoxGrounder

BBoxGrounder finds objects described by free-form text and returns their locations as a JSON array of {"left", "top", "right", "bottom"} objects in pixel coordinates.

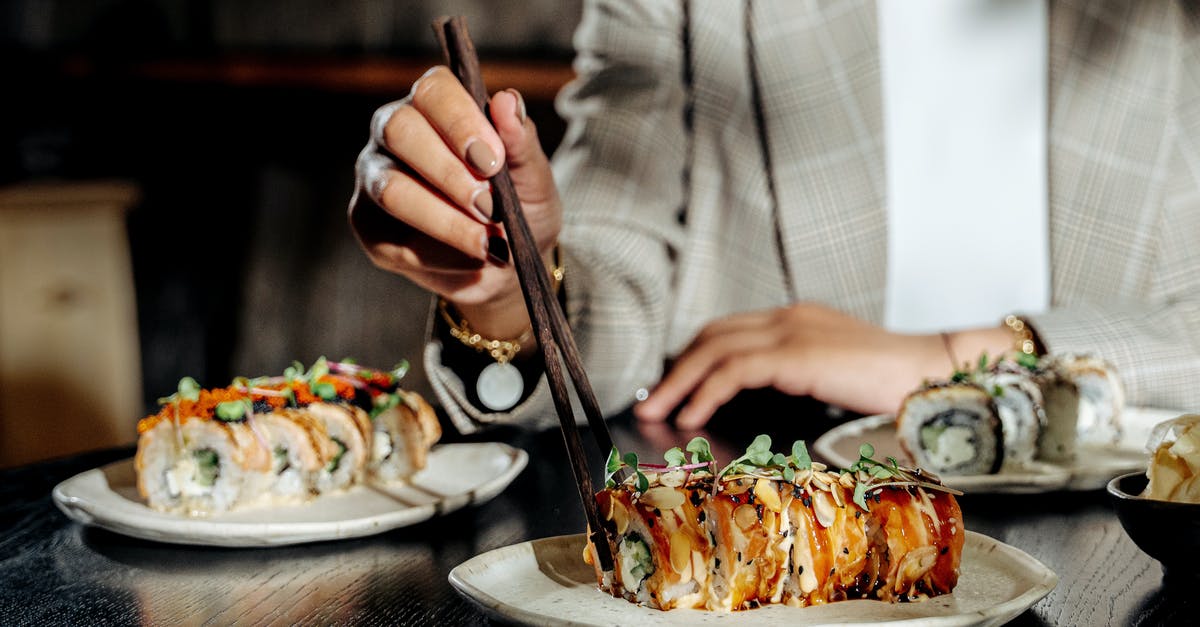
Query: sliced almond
[
  {"left": 813, "top": 492, "right": 837, "bottom": 528},
  {"left": 811, "top": 461, "right": 828, "bottom": 471},
  {"left": 723, "top": 478, "right": 751, "bottom": 495},
  {"left": 669, "top": 531, "right": 691, "bottom": 574},
  {"left": 754, "top": 478, "right": 782, "bottom": 513},
  {"left": 659, "top": 469, "right": 687, "bottom": 488},
  {"left": 641, "top": 486, "right": 686, "bottom": 510},
  {"left": 642, "top": 471, "right": 660, "bottom": 486},
  {"left": 897, "top": 545, "right": 938, "bottom": 587},
  {"left": 734, "top": 503, "right": 759, "bottom": 530},
  {"left": 839, "top": 472, "right": 856, "bottom": 488},
  {"left": 691, "top": 549, "right": 707, "bottom": 584},
  {"left": 612, "top": 501, "right": 630, "bottom": 534}
]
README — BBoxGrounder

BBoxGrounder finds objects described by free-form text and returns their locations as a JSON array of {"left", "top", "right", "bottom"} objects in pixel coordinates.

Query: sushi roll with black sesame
[
  {"left": 977, "top": 363, "right": 1046, "bottom": 468},
  {"left": 895, "top": 382, "right": 1004, "bottom": 475}
]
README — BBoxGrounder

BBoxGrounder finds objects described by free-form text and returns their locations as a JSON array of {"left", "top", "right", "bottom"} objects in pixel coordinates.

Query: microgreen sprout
[
  {"left": 215, "top": 399, "right": 253, "bottom": 422},
  {"left": 604, "top": 446, "right": 649, "bottom": 492},
  {"left": 686, "top": 437, "right": 716, "bottom": 465},
  {"left": 157, "top": 376, "right": 201, "bottom": 405},
  {"left": 848, "top": 443, "right": 961, "bottom": 509}
]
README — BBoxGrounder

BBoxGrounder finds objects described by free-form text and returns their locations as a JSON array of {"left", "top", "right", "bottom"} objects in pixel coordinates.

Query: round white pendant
[{"left": 477, "top": 362, "right": 524, "bottom": 411}]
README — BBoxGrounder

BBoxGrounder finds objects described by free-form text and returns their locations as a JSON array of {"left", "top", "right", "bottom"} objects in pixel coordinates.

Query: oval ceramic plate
[
  {"left": 449, "top": 531, "right": 1056, "bottom": 626},
  {"left": 52, "top": 442, "right": 527, "bottom": 547},
  {"left": 813, "top": 407, "right": 1176, "bottom": 493}
]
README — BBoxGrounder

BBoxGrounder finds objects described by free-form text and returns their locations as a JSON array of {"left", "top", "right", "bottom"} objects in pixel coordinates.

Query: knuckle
[
  {"left": 382, "top": 106, "right": 420, "bottom": 152},
  {"left": 410, "top": 66, "right": 448, "bottom": 102},
  {"left": 371, "top": 98, "right": 408, "bottom": 142}
]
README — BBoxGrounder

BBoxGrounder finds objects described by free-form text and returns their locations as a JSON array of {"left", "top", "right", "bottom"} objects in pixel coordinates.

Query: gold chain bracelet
[
  {"left": 438, "top": 246, "right": 564, "bottom": 364},
  {"left": 1003, "top": 314, "right": 1038, "bottom": 356}
]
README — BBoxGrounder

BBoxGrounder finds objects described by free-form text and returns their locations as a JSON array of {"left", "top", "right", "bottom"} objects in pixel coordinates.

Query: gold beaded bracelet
[
  {"left": 438, "top": 247, "right": 564, "bottom": 364},
  {"left": 1003, "top": 314, "right": 1039, "bottom": 356}
]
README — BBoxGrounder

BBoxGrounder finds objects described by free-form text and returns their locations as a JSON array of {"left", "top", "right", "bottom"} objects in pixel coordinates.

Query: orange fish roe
[
  {"left": 291, "top": 376, "right": 357, "bottom": 406},
  {"left": 136, "top": 373, "right": 361, "bottom": 434}
]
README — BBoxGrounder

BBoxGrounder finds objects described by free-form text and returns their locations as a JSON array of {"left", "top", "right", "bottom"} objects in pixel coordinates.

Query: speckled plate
[
  {"left": 449, "top": 531, "right": 1056, "bottom": 626},
  {"left": 52, "top": 442, "right": 527, "bottom": 547},
  {"left": 813, "top": 407, "right": 1176, "bottom": 494}
]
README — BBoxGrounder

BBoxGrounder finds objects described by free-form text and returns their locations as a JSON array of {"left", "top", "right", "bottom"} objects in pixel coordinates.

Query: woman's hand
[
  {"left": 349, "top": 66, "right": 562, "bottom": 339},
  {"left": 634, "top": 303, "right": 1009, "bottom": 429}
]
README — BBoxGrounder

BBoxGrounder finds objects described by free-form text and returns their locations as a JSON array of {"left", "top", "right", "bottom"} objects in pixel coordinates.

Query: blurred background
[{"left": 0, "top": 0, "right": 582, "bottom": 467}]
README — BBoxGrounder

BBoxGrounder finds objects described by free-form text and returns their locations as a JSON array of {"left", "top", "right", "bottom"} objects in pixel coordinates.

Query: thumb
[{"left": 489, "top": 89, "right": 555, "bottom": 204}]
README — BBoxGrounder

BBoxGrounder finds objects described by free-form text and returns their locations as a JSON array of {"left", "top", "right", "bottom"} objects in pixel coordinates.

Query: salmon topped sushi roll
[{"left": 585, "top": 437, "right": 964, "bottom": 612}]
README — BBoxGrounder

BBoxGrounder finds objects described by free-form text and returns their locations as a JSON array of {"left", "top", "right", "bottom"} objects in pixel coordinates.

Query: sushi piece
[
  {"left": 303, "top": 402, "right": 371, "bottom": 494},
  {"left": 591, "top": 471, "right": 714, "bottom": 609},
  {"left": 584, "top": 437, "right": 964, "bottom": 611},
  {"left": 1041, "top": 354, "right": 1124, "bottom": 447},
  {"left": 976, "top": 362, "right": 1046, "bottom": 468},
  {"left": 1032, "top": 367, "right": 1080, "bottom": 462},
  {"left": 136, "top": 413, "right": 254, "bottom": 516},
  {"left": 256, "top": 408, "right": 335, "bottom": 501},
  {"left": 369, "top": 391, "right": 442, "bottom": 483},
  {"left": 895, "top": 382, "right": 1004, "bottom": 475}
]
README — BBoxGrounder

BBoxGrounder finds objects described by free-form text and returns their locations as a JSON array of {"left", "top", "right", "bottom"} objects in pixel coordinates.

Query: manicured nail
[
  {"left": 469, "top": 185, "right": 493, "bottom": 221},
  {"left": 487, "top": 235, "right": 510, "bottom": 265},
  {"left": 466, "top": 139, "right": 498, "bottom": 175},
  {"left": 505, "top": 89, "right": 527, "bottom": 125}
]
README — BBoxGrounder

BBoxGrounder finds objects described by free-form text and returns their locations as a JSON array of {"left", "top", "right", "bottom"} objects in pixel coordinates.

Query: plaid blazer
[{"left": 428, "top": 0, "right": 1200, "bottom": 433}]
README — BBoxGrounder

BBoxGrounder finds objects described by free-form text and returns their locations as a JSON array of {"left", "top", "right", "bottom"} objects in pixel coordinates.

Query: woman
[{"left": 350, "top": 0, "right": 1200, "bottom": 434}]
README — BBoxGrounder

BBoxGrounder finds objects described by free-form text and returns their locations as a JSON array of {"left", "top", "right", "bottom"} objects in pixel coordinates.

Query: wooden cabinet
[{"left": 0, "top": 181, "right": 142, "bottom": 468}]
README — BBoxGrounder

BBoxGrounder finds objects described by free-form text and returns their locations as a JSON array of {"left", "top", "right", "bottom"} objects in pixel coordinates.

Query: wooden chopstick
[{"left": 433, "top": 15, "right": 616, "bottom": 572}]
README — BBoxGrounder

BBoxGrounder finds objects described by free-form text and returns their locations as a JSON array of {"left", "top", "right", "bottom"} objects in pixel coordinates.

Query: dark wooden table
[{"left": 0, "top": 398, "right": 1193, "bottom": 626}]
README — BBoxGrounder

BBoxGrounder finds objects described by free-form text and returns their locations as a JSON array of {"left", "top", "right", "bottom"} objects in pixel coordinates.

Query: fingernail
[
  {"left": 505, "top": 89, "right": 527, "bottom": 125},
  {"left": 469, "top": 185, "right": 493, "bottom": 221},
  {"left": 466, "top": 139, "right": 498, "bottom": 175},
  {"left": 487, "top": 235, "right": 510, "bottom": 265}
]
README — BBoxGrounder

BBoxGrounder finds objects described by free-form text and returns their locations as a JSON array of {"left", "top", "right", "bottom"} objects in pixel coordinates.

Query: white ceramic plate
[
  {"left": 812, "top": 407, "right": 1177, "bottom": 494},
  {"left": 52, "top": 442, "right": 527, "bottom": 547},
  {"left": 449, "top": 531, "right": 1056, "bottom": 626}
]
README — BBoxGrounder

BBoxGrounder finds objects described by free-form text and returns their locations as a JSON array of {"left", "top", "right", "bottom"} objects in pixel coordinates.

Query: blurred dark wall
[{"left": 2, "top": 0, "right": 580, "bottom": 423}]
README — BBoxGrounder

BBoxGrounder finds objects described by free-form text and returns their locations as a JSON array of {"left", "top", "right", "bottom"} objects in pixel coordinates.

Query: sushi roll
[
  {"left": 135, "top": 414, "right": 253, "bottom": 515},
  {"left": 590, "top": 471, "right": 714, "bottom": 610},
  {"left": 895, "top": 383, "right": 1004, "bottom": 475},
  {"left": 977, "top": 363, "right": 1046, "bottom": 467},
  {"left": 707, "top": 476, "right": 792, "bottom": 610},
  {"left": 255, "top": 409, "right": 334, "bottom": 501},
  {"left": 1032, "top": 368, "right": 1080, "bottom": 462},
  {"left": 369, "top": 391, "right": 442, "bottom": 483},
  {"left": 306, "top": 402, "right": 371, "bottom": 494},
  {"left": 135, "top": 359, "right": 442, "bottom": 516},
  {"left": 584, "top": 437, "right": 965, "bottom": 611},
  {"left": 1042, "top": 354, "right": 1125, "bottom": 447}
]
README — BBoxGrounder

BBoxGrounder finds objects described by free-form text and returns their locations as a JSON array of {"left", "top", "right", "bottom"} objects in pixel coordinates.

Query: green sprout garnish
[
  {"left": 157, "top": 376, "right": 201, "bottom": 405},
  {"left": 686, "top": 437, "right": 715, "bottom": 465},
  {"left": 602, "top": 447, "right": 650, "bottom": 492},
  {"left": 664, "top": 447, "right": 687, "bottom": 468},
  {"left": 215, "top": 399, "right": 253, "bottom": 422},
  {"left": 848, "top": 443, "right": 961, "bottom": 509},
  {"left": 1016, "top": 352, "right": 1039, "bottom": 370}
]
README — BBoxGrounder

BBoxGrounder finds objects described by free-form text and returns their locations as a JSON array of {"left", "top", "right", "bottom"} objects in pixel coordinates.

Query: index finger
[{"left": 411, "top": 66, "right": 505, "bottom": 178}]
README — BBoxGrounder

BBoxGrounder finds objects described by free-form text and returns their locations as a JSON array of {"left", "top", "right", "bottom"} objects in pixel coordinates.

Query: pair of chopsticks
[{"left": 433, "top": 16, "right": 617, "bottom": 572}]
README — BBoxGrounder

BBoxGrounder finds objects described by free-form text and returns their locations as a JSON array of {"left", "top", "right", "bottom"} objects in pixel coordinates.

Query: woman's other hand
[
  {"left": 634, "top": 303, "right": 1009, "bottom": 429},
  {"left": 349, "top": 66, "right": 562, "bottom": 339}
]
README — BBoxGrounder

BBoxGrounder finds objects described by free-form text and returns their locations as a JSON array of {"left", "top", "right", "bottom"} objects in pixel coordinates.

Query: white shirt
[{"left": 879, "top": 0, "right": 1050, "bottom": 334}]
